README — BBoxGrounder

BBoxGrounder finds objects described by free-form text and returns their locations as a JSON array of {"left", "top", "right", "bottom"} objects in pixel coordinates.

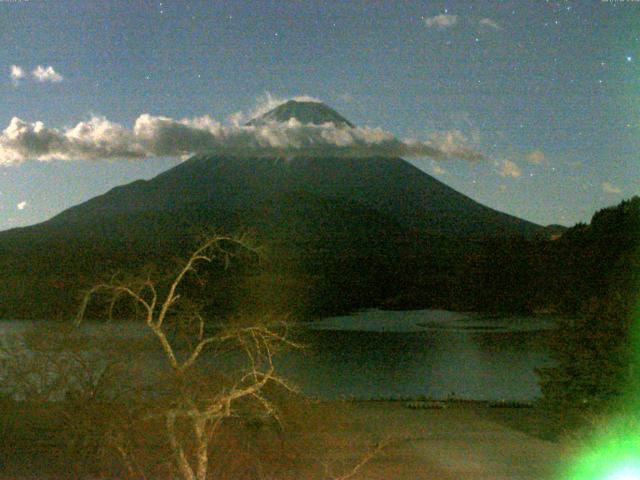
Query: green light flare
[
  {"left": 562, "top": 295, "right": 640, "bottom": 480},
  {"left": 563, "top": 425, "right": 640, "bottom": 479},
  {"left": 604, "top": 464, "right": 640, "bottom": 480}
]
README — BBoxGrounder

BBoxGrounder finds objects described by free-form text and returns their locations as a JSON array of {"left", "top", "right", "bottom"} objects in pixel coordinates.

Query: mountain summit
[
  {"left": 247, "top": 100, "right": 355, "bottom": 128},
  {"left": 0, "top": 99, "right": 546, "bottom": 318}
]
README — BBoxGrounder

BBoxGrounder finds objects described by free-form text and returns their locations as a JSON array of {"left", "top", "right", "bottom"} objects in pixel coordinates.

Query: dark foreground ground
[
  {"left": 310, "top": 401, "right": 564, "bottom": 480},
  {"left": 1, "top": 400, "right": 565, "bottom": 479}
]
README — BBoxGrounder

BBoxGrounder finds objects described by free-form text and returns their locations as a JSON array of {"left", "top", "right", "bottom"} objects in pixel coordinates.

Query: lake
[{"left": 0, "top": 309, "right": 556, "bottom": 402}]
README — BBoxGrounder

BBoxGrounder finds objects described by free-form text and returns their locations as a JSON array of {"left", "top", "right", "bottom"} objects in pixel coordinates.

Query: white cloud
[
  {"left": 602, "top": 181, "right": 622, "bottom": 194},
  {"left": 32, "top": 65, "right": 63, "bottom": 83},
  {"left": 16, "top": 201, "right": 27, "bottom": 210},
  {"left": 425, "top": 129, "right": 483, "bottom": 161},
  {"left": 0, "top": 116, "right": 143, "bottom": 164},
  {"left": 10, "top": 65, "right": 24, "bottom": 85},
  {"left": 525, "top": 150, "right": 547, "bottom": 165},
  {"left": 479, "top": 18, "right": 502, "bottom": 30},
  {"left": 431, "top": 163, "right": 448, "bottom": 175},
  {"left": 227, "top": 111, "right": 245, "bottom": 127},
  {"left": 496, "top": 159, "right": 522, "bottom": 178},
  {"left": 424, "top": 14, "right": 458, "bottom": 29},
  {"left": 0, "top": 102, "right": 487, "bottom": 165}
]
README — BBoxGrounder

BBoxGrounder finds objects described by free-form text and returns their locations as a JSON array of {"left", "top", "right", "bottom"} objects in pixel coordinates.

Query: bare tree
[
  {"left": 0, "top": 233, "right": 383, "bottom": 479},
  {"left": 76, "top": 233, "right": 302, "bottom": 480}
]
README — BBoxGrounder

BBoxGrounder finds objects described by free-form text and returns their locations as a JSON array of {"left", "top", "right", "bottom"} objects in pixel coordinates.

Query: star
[{"left": 626, "top": 56, "right": 633, "bottom": 62}]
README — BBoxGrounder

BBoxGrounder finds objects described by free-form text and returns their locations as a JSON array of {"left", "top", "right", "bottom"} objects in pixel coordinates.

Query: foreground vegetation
[{"left": 536, "top": 197, "right": 640, "bottom": 434}]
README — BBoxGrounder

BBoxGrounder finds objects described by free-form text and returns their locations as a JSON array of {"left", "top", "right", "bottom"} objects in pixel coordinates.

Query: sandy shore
[{"left": 300, "top": 401, "right": 564, "bottom": 480}]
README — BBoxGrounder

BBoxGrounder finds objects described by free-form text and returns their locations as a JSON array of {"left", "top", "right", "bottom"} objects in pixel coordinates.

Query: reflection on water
[
  {"left": 280, "top": 309, "right": 555, "bottom": 401},
  {"left": 0, "top": 310, "right": 555, "bottom": 401}
]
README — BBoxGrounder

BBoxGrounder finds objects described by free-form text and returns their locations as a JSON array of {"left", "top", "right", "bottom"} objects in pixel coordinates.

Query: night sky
[{"left": 0, "top": 0, "right": 637, "bottom": 230}]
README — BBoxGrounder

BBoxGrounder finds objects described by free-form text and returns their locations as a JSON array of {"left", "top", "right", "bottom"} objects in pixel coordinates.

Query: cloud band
[{"left": 0, "top": 114, "right": 485, "bottom": 165}]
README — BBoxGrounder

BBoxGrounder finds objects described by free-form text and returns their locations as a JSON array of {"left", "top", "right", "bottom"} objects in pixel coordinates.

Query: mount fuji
[{"left": 0, "top": 101, "right": 543, "bottom": 318}]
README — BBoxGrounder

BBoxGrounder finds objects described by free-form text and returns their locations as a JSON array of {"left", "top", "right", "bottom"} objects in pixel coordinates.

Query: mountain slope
[{"left": 48, "top": 154, "right": 540, "bottom": 238}]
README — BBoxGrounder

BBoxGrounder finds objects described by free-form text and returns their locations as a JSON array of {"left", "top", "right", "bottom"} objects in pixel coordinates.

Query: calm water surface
[{"left": 0, "top": 309, "right": 555, "bottom": 401}]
